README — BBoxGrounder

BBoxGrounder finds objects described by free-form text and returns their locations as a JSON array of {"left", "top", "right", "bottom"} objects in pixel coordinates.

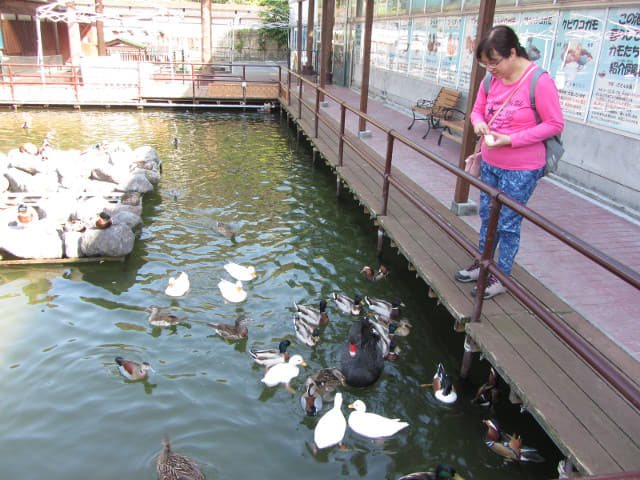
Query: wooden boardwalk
[{"left": 280, "top": 86, "right": 640, "bottom": 476}]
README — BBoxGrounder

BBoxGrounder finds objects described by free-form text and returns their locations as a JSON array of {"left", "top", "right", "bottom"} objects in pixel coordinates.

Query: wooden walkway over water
[{"left": 279, "top": 78, "right": 640, "bottom": 478}]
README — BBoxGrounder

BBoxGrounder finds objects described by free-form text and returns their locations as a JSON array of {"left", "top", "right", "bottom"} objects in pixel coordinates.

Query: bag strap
[
  {"left": 485, "top": 67, "right": 545, "bottom": 123},
  {"left": 485, "top": 66, "right": 536, "bottom": 127}
]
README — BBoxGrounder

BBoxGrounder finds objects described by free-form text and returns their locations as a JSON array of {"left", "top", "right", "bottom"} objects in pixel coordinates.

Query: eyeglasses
[{"left": 479, "top": 57, "right": 504, "bottom": 69}]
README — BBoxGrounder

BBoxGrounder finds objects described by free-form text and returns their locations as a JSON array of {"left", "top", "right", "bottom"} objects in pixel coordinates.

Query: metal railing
[
  {"left": 0, "top": 61, "right": 281, "bottom": 105},
  {"left": 279, "top": 67, "right": 640, "bottom": 413}
]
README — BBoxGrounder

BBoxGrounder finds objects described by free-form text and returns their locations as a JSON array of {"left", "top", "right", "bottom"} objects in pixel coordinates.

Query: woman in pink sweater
[{"left": 455, "top": 25, "right": 564, "bottom": 299}]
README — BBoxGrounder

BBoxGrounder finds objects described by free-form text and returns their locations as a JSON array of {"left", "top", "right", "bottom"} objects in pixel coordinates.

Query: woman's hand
[
  {"left": 485, "top": 131, "right": 512, "bottom": 148},
  {"left": 473, "top": 122, "right": 490, "bottom": 136}
]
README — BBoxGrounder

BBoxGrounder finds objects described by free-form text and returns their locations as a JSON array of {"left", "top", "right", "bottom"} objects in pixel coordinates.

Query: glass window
[
  {"left": 426, "top": 0, "right": 441, "bottom": 13},
  {"left": 411, "top": 0, "right": 426, "bottom": 15},
  {"left": 443, "top": 0, "right": 462, "bottom": 12}
]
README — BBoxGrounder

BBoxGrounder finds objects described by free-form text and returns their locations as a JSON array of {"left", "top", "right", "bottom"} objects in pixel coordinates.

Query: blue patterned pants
[{"left": 478, "top": 162, "right": 544, "bottom": 276}]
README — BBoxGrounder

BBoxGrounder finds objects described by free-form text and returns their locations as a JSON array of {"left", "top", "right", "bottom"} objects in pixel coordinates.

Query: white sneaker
[
  {"left": 455, "top": 261, "right": 480, "bottom": 283},
  {"left": 470, "top": 275, "right": 505, "bottom": 299}
]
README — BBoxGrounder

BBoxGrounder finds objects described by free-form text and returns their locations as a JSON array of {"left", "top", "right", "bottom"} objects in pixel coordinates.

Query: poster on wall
[
  {"left": 408, "top": 19, "right": 428, "bottom": 78},
  {"left": 588, "top": 8, "right": 640, "bottom": 135},
  {"left": 437, "top": 16, "right": 462, "bottom": 87},
  {"left": 494, "top": 13, "right": 518, "bottom": 30},
  {"left": 424, "top": 17, "right": 440, "bottom": 81},
  {"left": 549, "top": 9, "right": 605, "bottom": 119},
  {"left": 518, "top": 11, "right": 558, "bottom": 69},
  {"left": 458, "top": 16, "right": 478, "bottom": 91}
]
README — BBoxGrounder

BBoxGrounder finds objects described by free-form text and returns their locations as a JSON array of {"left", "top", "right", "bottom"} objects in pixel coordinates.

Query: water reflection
[{"left": 0, "top": 110, "right": 561, "bottom": 479}]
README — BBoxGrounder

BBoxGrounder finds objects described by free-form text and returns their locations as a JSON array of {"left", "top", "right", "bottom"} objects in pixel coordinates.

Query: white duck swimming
[
  {"left": 218, "top": 279, "right": 247, "bottom": 303},
  {"left": 224, "top": 262, "right": 257, "bottom": 282},
  {"left": 347, "top": 399, "right": 409, "bottom": 438},
  {"left": 165, "top": 272, "right": 189, "bottom": 297},
  {"left": 314, "top": 392, "right": 347, "bottom": 450},
  {"left": 261, "top": 354, "right": 307, "bottom": 388}
]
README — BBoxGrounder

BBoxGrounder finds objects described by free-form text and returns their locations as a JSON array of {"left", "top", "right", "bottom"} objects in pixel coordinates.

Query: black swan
[{"left": 340, "top": 317, "right": 384, "bottom": 387}]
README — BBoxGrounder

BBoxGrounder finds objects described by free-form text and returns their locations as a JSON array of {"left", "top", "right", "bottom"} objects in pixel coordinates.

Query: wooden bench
[
  {"left": 437, "top": 110, "right": 466, "bottom": 145},
  {"left": 408, "top": 88, "right": 462, "bottom": 139}
]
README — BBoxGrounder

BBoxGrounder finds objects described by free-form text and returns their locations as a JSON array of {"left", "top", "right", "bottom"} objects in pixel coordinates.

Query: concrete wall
[{"left": 352, "top": 64, "right": 640, "bottom": 216}]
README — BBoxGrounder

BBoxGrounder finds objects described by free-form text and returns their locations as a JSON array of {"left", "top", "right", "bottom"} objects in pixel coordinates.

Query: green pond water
[{"left": 0, "top": 109, "right": 561, "bottom": 479}]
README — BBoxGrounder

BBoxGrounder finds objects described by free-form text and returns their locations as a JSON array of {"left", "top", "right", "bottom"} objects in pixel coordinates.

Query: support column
[
  {"left": 358, "top": 0, "right": 374, "bottom": 134},
  {"left": 95, "top": 0, "right": 106, "bottom": 56},
  {"left": 297, "top": 0, "right": 303, "bottom": 72},
  {"left": 65, "top": 2, "right": 82, "bottom": 66},
  {"left": 451, "top": 0, "right": 496, "bottom": 216},
  {"left": 303, "top": 0, "right": 315, "bottom": 74},
  {"left": 201, "top": 0, "right": 212, "bottom": 63},
  {"left": 319, "top": 0, "right": 335, "bottom": 100}
]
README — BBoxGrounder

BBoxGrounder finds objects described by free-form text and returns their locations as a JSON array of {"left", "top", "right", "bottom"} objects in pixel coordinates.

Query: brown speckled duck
[
  {"left": 156, "top": 434, "right": 205, "bottom": 480},
  {"left": 208, "top": 314, "right": 253, "bottom": 340}
]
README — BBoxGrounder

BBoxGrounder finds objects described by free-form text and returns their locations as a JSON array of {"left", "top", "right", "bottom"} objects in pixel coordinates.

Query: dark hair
[{"left": 475, "top": 25, "right": 528, "bottom": 61}]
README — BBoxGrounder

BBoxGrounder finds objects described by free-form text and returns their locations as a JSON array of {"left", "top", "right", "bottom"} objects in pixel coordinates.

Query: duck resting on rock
[{"left": 340, "top": 317, "right": 384, "bottom": 387}]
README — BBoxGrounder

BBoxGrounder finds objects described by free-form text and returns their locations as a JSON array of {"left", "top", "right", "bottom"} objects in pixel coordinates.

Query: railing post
[
  {"left": 287, "top": 71, "right": 292, "bottom": 107},
  {"left": 72, "top": 65, "right": 79, "bottom": 101},
  {"left": 338, "top": 103, "right": 346, "bottom": 167},
  {"left": 381, "top": 131, "right": 394, "bottom": 216},
  {"left": 314, "top": 87, "right": 320, "bottom": 138},
  {"left": 297, "top": 75, "right": 302, "bottom": 119},
  {"left": 8, "top": 65, "right": 15, "bottom": 102},
  {"left": 459, "top": 195, "right": 501, "bottom": 379},
  {"left": 137, "top": 62, "right": 143, "bottom": 100},
  {"left": 191, "top": 63, "right": 196, "bottom": 105}
]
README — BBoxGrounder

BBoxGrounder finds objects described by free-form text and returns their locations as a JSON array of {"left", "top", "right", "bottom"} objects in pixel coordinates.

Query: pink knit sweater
[{"left": 470, "top": 63, "right": 564, "bottom": 170}]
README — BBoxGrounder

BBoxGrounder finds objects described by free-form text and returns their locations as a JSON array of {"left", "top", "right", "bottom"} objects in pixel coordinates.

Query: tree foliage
[{"left": 257, "top": 0, "right": 289, "bottom": 50}]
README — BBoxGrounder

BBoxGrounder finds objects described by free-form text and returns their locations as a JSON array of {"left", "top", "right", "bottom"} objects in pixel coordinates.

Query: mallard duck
[
  {"left": 261, "top": 354, "right": 307, "bottom": 388},
  {"left": 115, "top": 356, "right": 153, "bottom": 381},
  {"left": 431, "top": 363, "right": 457, "bottom": 404},
  {"left": 314, "top": 392, "right": 347, "bottom": 450},
  {"left": 215, "top": 221, "right": 237, "bottom": 237},
  {"left": 398, "top": 464, "right": 465, "bottom": 480},
  {"left": 340, "top": 317, "right": 384, "bottom": 387},
  {"left": 146, "top": 305, "right": 188, "bottom": 327},
  {"left": 332, "top": 292, "right": 363, "bottom": 315},
  {"left": 301, "top": 367, "right": 346, "bottom": 415},
  {"left": 156, "top": 434, "right": 205, "bottom": 480},
  {"left": 364, "top": 296, "right": 403, "bottom": 319},
  {"left": 171, "top": 137, "right": 180, "bottom": 148},
  {"left": 224, "top": 262, "right": 257, "bottom": 281},
  {"left": 16, "top": 204, "right": 36, "bottom": 225},
  {"left": 471, "top": 367, "right": 499, "bottom": 407},
  {"left": 96, "top": 211, "right": 112, "bottom": 229},
  {"left": 482, "top": 419, "right": 544, "bottom": 463},
  {"left": 368, "top": 315, "right": 395, "bottom": 358},
  {"left": 218, "top": 279, "right": 246, "bottom": 303},
  {"left": 165, "top": 272, "right": 190, "bottom": 297},
  {"left": 347, "top": 399, "right": 409, "bottom": 438},
  {"left": 360, "top": 265, "right": 389, "bottom": 281},
  {"left": 249, "top": 339, "right": 291, "bottom": 368},
  {"left": 293, "top": 299, "right": 329, "bottom": 326},
  {"left": 293, "top": 314, "right": 320, "bottom": 347},
  {"left": 208, "top": 315, "right": 253, "bottom": 340}
]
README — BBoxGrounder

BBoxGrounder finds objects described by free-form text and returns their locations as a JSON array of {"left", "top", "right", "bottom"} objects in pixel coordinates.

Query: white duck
[
  {"left": 314, "top": 392, "right": 347, "bottom": 450},
  {"left": 218, "top": 279, "right": 247, "bottom": 303},
  {"left": 348, "top": 399, "right": 409, "bottom": 438},
  {"left": 261, "top": 354, "right": 307, "bottom": 388},
  {"left": 224, "top": 262, "right": 257, "bottom": 282},
  {"left": 165, "top": 272, "right": 189, "bottom": 297}
]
